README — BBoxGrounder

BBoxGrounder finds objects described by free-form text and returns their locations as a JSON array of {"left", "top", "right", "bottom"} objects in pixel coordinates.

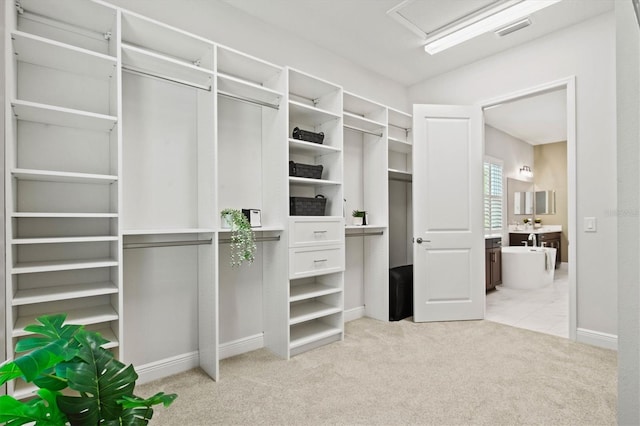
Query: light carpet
[{"left": 138, "top": 318, "right": 617, "bottom": 425}]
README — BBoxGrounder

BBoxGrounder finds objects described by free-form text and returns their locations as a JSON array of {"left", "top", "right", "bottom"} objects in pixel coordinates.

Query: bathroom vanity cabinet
[
  {"left": 485, "top": 237, "right": 502, "bottom": 291},
  {"left": 509, "top": 231, "right": 561, "bottom": 269}
]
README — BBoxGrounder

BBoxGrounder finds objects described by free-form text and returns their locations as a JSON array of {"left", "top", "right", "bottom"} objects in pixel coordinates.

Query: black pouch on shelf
[{"left": 292, "top": 127, "right": 324, "bottom": 144}]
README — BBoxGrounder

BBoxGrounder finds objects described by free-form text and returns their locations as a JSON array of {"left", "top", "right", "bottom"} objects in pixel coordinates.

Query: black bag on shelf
[
  {"left": 292, "top": 127, "right": 324, "bottom": 144},
  {"left": 289, "top": 161, "right": 323, "bottom": 179},
  {"left": 290, "top": 194, "right": 327, "bottom": 216}
]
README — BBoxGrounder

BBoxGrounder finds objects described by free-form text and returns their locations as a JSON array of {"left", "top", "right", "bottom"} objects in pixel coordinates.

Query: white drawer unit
[
  {"left": 289, "top": 244, "right": 345, "bottom": 279},
  {"left": 289, "top": 217, "right": 344, "bottom": 247}
]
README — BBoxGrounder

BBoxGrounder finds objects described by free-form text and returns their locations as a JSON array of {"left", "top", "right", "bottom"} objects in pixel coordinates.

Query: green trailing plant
[
  {"left": 0, "top": 314, "right": 176, "bottom": 425},
  {"left": 221, "top": 208, "right": 256, "bottom": 267}
]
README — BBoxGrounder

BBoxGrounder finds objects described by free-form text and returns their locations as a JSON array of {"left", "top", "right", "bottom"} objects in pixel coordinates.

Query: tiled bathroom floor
[{"left": 486, "top": 265, "right": 569, "bottom": 338}]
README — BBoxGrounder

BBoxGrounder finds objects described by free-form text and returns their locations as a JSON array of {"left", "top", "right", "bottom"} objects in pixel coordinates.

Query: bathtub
[{"left": 501, "top": 246, "right": 557, "bottom": 289}]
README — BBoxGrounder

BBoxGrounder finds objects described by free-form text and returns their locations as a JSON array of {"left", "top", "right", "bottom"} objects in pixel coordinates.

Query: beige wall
[{"left": 534, "top": 142, "right": 568, "bottom": 262}]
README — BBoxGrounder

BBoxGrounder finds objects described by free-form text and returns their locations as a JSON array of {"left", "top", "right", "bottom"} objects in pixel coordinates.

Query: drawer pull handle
[
  {"left": 313, "top": 259, "right": 328, "bottom": 263},
  {"left": 313, "top": 230, "right": 327, "bottom": 234}
]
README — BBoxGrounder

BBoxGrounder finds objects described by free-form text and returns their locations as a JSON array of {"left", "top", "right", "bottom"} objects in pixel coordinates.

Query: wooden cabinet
[
  {"left": 485, "top": 237, "right": 502, "bottom": 291},
  {"left": 509, "top": 232, "right": 561, "bottom": 269}
]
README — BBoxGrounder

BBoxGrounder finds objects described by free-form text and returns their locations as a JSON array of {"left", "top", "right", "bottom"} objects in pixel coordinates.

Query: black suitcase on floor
[{"left": 389, "top": 265, "right": 413, "bottom": 321}]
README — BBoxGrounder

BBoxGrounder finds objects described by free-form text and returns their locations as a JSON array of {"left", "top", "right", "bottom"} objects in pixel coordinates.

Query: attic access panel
[{"left": 387, "top": 0, "right": 504, "bottom": 38}]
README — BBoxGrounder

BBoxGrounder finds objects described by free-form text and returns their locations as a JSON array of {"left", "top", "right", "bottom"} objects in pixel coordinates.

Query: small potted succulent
[
  {"left": 534, "top": 218, "right": 542, "bottom": 228},
  {"left": 352, "top": 210, "right": 366, "bottom": 226},
  {"left": 221, "top": 208, "right": 257, "bottom": 267}
]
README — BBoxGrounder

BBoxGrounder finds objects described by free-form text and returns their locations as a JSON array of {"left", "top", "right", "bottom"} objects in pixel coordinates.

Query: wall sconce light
[{"left": 520, "top": 165, "right": 533, "bottom": 178}]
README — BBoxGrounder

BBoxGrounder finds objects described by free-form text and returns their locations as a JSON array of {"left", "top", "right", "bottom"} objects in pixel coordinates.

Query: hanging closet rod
[
  {"left": 219, "top": 235, "right": 281, "bottom": 244},
  {"left": 344, "top": 124, "right": 383, "bottom": 138},
  {"left": 388, "top": 123, "right": 412, "bottom": 133},
  {"left": 345, "top": 231, "right": 384, "bottom": 237},
  {"left": 122, "top": 66, "right": 211, "bottom": 92},
  {"left": 123, "top": 239, "right": 212, "bottom": 249},
  {"left": 218, "top": 90, "right": 280, "bottom": 110},
  {"left": 289, "top": 92, "right": 319, "bottom": 106}
]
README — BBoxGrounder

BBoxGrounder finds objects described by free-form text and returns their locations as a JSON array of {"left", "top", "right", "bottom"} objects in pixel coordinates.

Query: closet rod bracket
[
  {"left": 104, "top": 31, "right": 112, "bottom": 41},
  {"left": 15, "top": 1, "right": 24, "bottom": 14}
]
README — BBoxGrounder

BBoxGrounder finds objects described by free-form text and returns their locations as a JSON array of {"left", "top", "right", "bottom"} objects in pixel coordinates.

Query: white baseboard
[
  {"left": 344, "top": 306, "right": 365, "bottom": 322},
  {"left": 576, "top": 328, "right": 618, "bottom": 350},
  {"left": 136, "top": 351, "right": 200, "bottom": 385},
  {"left": 219, "top": 333, "right": 264, "bottom": 360}
]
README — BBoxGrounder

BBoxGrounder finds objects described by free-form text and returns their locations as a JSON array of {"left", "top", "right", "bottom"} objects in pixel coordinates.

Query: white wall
[
  {"left": 616, "top": 0, "right": 640, "bottom": 423},
  {"left": 485, "top": 124, "right": 534, "bottom": 180},
  {"left": 409, "top": 12, "right": 618, "bottom": 339},
  {"left": 104, "top": 0, "right": 409, "bottom": 112}
]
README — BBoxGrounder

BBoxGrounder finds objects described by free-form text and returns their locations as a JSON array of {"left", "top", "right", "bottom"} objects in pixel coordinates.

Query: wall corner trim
[
  {"left": 219, "top": 333, "right": 264, "bottom": 360},
  {"left": 344, "top": 306, "right": 366, "bottom": 322}
]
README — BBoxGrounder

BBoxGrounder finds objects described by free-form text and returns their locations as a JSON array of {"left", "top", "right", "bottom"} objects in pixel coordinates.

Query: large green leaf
[
  {"left": 17, "top": 314, "right": 82, "bottom": 354},
  {"left": 102, "top": 407, "right": 155, "bottom": 426},
  {"left": 57, "top": 330, "right": 138, "bottom": 424},
  {"left": 119, "top": 392, "right": 178, "bottom": 409},
  {"left": 14, "top": 339, "right": 72, "bottom": 383},
  {"left": 0, "top": 389, "right": 66, "bottom": 426},
  {"left": 0, "top": 361, "right": 24, "bottom": 387}
]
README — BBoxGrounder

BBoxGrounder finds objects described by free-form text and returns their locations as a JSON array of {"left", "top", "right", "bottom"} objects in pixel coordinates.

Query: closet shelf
[
  {"left": 12, "top": 31, "right": 117, "bottom": 78},
  {"left": 219, "top": 226, "right": 283, "bottom": 233},
  {"left": 289, "top": 321, "right": 342, "bottom": 350},
  {"left": 121, "top": 11, "right": 214, "bottom": 70},
  {"left": 343, "top": 112, "right": 386, "bottom": 133},
  {"left": 344, "top": 225, "right": 387, "bottom": 231},
  {"left": 388, "top": 169, "right": 412, "bottom": 182},
  {"left": 12, "top": 212, "right": 118, "bottom": 218},
  {"left": 288, "top": 68, "right": 340, "bottom": 106},
  {"left": 122, "top": 228, "right": 214, "bottom": 235},
  {"left": 12, "top": 305, "right": 119, "bottom": 337},
  {"left": 122, "top": 43, "right": 214, "bottom": 89},
  {"left": 12, "top": 281, "right": 119, "bottom": 306},
  {"left": 217, "top": 46, "right": 282, "bottom": 87},
  {"left": 218, "top": 72, "right": 282, "bottom": 107},
  {"left": 288, "top": 139, "right": 340, "bottom": 155},
  {"left": 388, "top": 137, "right": 412, "bottom": 154},
  {"left": 11, "top": 100, "right": 117, "bottom": 132},
  {"left": 289, "top": 301, "right": 342, "bottom": 325},
  {"left": 11, "top": 236, "right": 118, "bottom": 245},
  {"left": 11, "top": 168, "right": 118, "bottom": 185},
  {"left": 289, "top": 100, "right": 341, "bottom": 127},
  {"left": 290, "top": 283, "right": 341, "bottom": 302},
  {"left": 289, "top": 176, "right": 341, "bottom": 186},
  {"left": 12, "top": 258, "right": 119, "bottom": 275},
  {"left": 18, "top": 0, "right": 117, "bottom": 43}
]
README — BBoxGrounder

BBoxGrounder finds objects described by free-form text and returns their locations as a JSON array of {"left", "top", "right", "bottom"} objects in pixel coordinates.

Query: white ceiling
[
  {"left": 222, "top": 0, "right": 609, "bottom": 144},
  {"left": 222, "top": 0, "right": 613, "bottom": 87}
]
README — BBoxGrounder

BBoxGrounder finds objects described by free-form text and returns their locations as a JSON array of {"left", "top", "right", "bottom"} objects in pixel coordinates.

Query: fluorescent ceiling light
[{"left": 424, "top": 0, "right": 561, "bottom": 55}]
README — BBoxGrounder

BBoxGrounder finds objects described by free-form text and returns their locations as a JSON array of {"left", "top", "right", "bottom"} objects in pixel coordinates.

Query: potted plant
[
  {"left": 0, "top": 314, "right": 176, "bottom": 425},
  {"left": 534, "top": 218, "right": 542, "bottom": 228},
  {"left": 352, "top": 210, "right": 366, "bottom": 226},
  {"left": 221, "top": 208, "right": 257, "bottom": 267}
]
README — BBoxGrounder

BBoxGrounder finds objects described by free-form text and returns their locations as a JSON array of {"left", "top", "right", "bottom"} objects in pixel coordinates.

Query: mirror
[
  {"left": 513, "top": 191, "right": 533, "bottom": 215},
  {"left": 535, "top": 190, "right": 556, "bottom": 215}
]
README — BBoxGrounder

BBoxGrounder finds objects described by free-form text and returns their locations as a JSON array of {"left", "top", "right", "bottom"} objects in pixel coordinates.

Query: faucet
[{"left": 528, "top": 233, "right": 537, "bottom": 247}]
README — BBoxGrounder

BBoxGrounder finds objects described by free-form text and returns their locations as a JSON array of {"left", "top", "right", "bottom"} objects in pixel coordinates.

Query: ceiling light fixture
[
  {"left": 495, "top": 18, "right": 531, "bottom": 37},
  {"left": 423, "top": 0, "right": 562, "bottom": 55}
]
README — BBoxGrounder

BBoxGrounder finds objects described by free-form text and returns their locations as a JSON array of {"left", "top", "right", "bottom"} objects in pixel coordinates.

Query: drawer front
[
  {"left": 289, "top": 245, "right": 345, "bottom": 279},
  {"left": 289, "top": 218, "right": 344, "bottom": 247}
]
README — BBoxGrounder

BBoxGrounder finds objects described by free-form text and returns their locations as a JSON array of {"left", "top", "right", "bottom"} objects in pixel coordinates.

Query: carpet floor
[{"left": 138, "top": 318, "right": 617, "bottom": 425}]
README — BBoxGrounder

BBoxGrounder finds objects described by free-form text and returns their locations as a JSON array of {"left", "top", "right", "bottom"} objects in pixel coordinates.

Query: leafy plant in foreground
[{"left": 0, "top": 314, "right": 176, "bottom": 425}]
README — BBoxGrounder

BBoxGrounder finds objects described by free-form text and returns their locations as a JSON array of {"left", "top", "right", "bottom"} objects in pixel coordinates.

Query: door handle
[{"left": 415, "top": 237, "right": 431, "bottom": 244}]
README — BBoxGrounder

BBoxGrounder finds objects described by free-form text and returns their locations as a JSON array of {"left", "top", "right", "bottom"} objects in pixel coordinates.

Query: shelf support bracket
[
  {"left": 15, "top": 1, "right": 24, "bottom": 14},
  {"left": 103, "top": 31, "right": 112, "bottom": 41}
]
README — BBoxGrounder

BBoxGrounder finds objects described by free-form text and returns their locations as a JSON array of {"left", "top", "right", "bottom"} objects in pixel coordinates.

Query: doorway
[{"left": 480, "top": 77, "right": 576, "bottom": 340}]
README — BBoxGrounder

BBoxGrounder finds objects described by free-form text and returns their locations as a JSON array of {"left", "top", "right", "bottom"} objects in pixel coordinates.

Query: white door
[{"left": 412, "top": 104, "right": 484, "bottom": 322}]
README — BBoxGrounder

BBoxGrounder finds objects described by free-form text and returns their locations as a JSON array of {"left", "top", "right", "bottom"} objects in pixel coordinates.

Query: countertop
[{"left": 508, "top": 225, "right": 562, "bottom": 234}]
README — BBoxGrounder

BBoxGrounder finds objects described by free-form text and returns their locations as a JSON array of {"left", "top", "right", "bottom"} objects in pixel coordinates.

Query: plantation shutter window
[{"left": 483, "top": 159, "right": 503, "bottom": 232}]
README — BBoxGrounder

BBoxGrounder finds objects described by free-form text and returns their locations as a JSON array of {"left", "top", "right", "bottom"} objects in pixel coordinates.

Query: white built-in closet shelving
[
  {"left": 5, "top": 0, "right": 120, "bottom": 399},
  {"left": 4, "top": 0, "right": 413, "bottom": 396},
  {"left": 283, "top": 69, "right": 345, "bottom": 357},
  {"left": 388, "top": 108, "right": 414, "bottom": 270},
  {"left": 342, "top": 92, "right": 390, "bottom": 321}
]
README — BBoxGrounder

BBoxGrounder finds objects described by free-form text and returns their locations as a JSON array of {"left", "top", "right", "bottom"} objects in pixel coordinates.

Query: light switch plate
[{"left": 584, "top": 217, "right": 597, "bottom": 232}]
